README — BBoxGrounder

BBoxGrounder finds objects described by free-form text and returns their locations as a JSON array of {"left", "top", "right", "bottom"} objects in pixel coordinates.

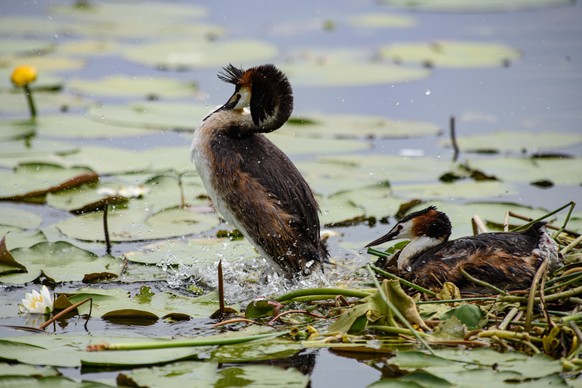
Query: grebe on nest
[
  {"left": 365, "top": 206, "right": 561, "bottom": 292},
  {"left": 191, "top": 64, "right": 328, "bottom": 277}
]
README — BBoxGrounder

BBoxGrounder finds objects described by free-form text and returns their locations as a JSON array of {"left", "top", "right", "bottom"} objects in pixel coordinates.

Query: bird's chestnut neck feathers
[{"left": 207, "top": 63, "right": 293, "bottom": 135}]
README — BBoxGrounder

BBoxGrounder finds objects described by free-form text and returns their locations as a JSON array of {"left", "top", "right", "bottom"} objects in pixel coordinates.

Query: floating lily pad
[
  {"left": 393, "top": 180, "right": 516, "bottom": 201},
  {"left": 0, "top": 332, "right": 205, "bottom": 368},
  {"left": 0, "top": 206, "right": 42, "bottom": 229},
  {"left": 443, "top": 130, "right": 582, "bottom": 153},
  {"left": 2, "top": 54, "right": 85, "bottom": 72},
  {"left": 46, "top": 184, "right": 128, "bottom": 213},
  {"left": 283, "top": 62, "right": 430, "bottom": 87},
  {"left": 378, "top": 0, "right": 572, "bottom": 12},
  {"left": 0, "top": 241, "right": 121, "bottom": 284},
  {"left": 0, "top": 92, "right": 92, "bottom": 116},
  {"left": 60, "top": 146, "right": 152, "bottom": 175},
  {"left": 326, "top": 185, "right": 404, "bottom": 223},
  {"left": 269, "top": 133, "right": 369, "bottom": 156},
  {"left": 379, "top": 41, "right": 521, "bottom": 68},
  {"left": 88, "top": 102, "right": 209, "bottom": 131},
  {"left": 123, "top": 40, "right": 277, "bottom": 70},
  {"left": 56, "top": 206, "right": 220, "bottom": 242},
  {"left": 0, "top": 38, "right": 54, "bottom": 57},
  {"left": 67, "top": 75, "right": 199, "bottom": 99},
  {"left": 286, "top": 114, "right": 440, "bottom": 139},
  {"left": 0, "top": 119, "right": 35, "bottom": 141},
  {"left": 63, "top": 287, "right": 220, "bottom": 319},
  {"left": 0, "top": 16, "right": 73, "bottom": 38},
  {"left": 0, "top": 164, "right": 98, "bottom": 202},
  {"left": 48, "top": 3, "right": 224, "bottom": 40},
  {"left": 120, "top": 362, "right": 309, "bottom": 387},
  {"left": 3, "top": 115, "right": 152, "bottom": 140},
  {"left": 124, "top": 237, "right": 257, "bottom": 265},
  {"left": 347, "top": 13, "right": 416, "bottom": 28},
  {"left": 468, "top": 157, "right": 582, "bottom": 186},
  {"left": 57, "top": 40, "right": 120, "bottom": 56}
]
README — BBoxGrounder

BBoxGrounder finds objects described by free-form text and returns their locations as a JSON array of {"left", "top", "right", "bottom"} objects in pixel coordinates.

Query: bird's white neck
[{"left": 397, "top": 236, "right": 444, "bottom": 271}]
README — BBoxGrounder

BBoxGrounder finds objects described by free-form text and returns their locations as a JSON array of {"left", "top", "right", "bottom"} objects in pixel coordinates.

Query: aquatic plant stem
[
  {"left": 511, "top": 201, "right": 575, "bottom": 232},
  {"left": 449, "top": 116, "right": 459, "bottom": 163},
  {"left": 525, "top": 258, "right": 549, "bottom": 332},
  {"left": 39, "top": 297, "right": 92, "bottom": 330},
  {"left": 460, "top": 268, "right": 508, "bottom": 295},
  {"left": 23, "top": 84, "right": 37, "bottom": 119},
  {"left": 562, "top": 234, "right": 582, "bottom": 256},
  {"left": 276, "top": 288, "right": 372, "bottom": 302},
  {"left": 366, "top": 264, "right": 435, "bottom": 355},
  {"left": 372, "top": 325, "right": 430, "bottom": 337},
  {"left": 103, "top": 204, "right": 111, "bottom": 255},
  {"left": 499, "top": 285, "right": 582, "bottom": 303},
  {"left": 369, "top": 264, "right": 437, "bottom": 297},
  {"left": 87, "top": 332, "right": 281, "bottom": 351},
  {"left": 218, "top": 260, "right": 225, "bottom": 315}
]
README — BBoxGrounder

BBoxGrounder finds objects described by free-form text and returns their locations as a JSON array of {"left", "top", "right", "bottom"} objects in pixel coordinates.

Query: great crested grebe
[
  {"left": 365, "top": 206, "right": 561, "bottom": 292},
  {"left": 191, "top": 64, "right": 328, "bottom": 277}
]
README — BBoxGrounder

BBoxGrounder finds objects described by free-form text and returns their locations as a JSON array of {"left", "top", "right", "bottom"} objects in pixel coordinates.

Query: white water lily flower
[{"left": 20, "top": 285, "right": 54, "bottom": 314}]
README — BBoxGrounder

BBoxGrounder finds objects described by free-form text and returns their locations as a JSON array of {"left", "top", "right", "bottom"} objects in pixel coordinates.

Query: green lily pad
[
  {"left": 63, "top": 287, "right": 220, "bottom": 319},
  {"left": 2, "top": 54, "right": 85, "bottom": 72},
  {"left": 0, "top": 206, "right": 42, "bottom": 229},
  {"left": 347, "top": 13, "right": 416, "bottom": 28},
  {"left": 57, "top": 40, "right": 120, "bottom": 56},
  {"left": 123, "top": 40, "right": 277, "bottom": 70},
  {"left": 393, "top": 180, "right": 516, "bottom": 201},
  {"left": 283, "top": 61, "right": 430, "bottom": 87},
  {"left": 324, "top": 185, "right": 404, "bottom": 223},
  {"left": 0, "top": 164, "right": 98, "bottom": 202},
  {"left": 60, "top": 146, "right": 152, "bottom": 175},
  {"left": 119, "top": 362, "right": 309, "bottom": 387},
  {"left": 0, "top": 362, "right": 60, "bottom": 378},
  {"left": 7, "top": 115, "right": 153, "bottom": 139},
  {"left": 0, "top": 333, "right": 205, "bottom": 368},
  {"left": 68, "top": 75, "right": 200, "bottom": 99},
  {"left": 0, "top": 16, "right": 72, "bottom": 38},
  {"left": 0, "top": 241, "right": 121, "bottom": 284},
  {"left": 269, "top": 133, "right": 369, "bottom": 156},
  {"left": 378, "top": 0, "right": 572, "bottom": 12},
  {"left": 0, "top": 93, "right": 93, "bottom": 116},
  {"left": 48, "top": 3, "right": 224, "bottom": 40},
  {"left": 443, "top": 130, "right": 582, "bottom": 153},
  {"left": 56, "top": 205, "right": 220, "bottom": 242},
  {"left": 286, "top": 114, "right": 440, "bottom": 139},
  {"left": 0, "top": 119, "right": 35, "bottom": 141},
  {"left": 379, "top": 41, "right": 521, "bottom": 68},
  {"left": 468, "top": 157, "right": 582, "bottom": 186},
  {"left": 88, "top": 102, "right": 209, "bottom": 131},
  {"left": 124, "top": 237, "right": 257, "bottom": 265},
  {"left": 0, "top": 38, "right": 54, "bottom": 57},
  {"left": 0, "top": 139, "right": 78, "bottom": 160}
]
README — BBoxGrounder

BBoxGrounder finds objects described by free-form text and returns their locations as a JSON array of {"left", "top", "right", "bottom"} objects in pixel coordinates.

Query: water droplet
[{"left": 425, "top": 89, "right": 431, "bottom": 96}]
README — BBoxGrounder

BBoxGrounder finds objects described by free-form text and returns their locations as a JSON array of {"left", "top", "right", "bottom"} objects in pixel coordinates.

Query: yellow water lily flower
[
  {"left": 10, "top": 65, "right": 37, "bottom": 87},
  {"left": 20, "top": 285, "right": 54, "bottom": 314}
]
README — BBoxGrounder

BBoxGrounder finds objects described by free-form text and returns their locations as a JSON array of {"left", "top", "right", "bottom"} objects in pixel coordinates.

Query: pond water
[{"left": 1, "top": 0, "right": 581, "bottom": 386}]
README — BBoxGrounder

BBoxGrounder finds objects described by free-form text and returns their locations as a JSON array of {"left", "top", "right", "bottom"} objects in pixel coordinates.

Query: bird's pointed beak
[{"left": 364, "top": 227, "right": 401, "bottom": 248}]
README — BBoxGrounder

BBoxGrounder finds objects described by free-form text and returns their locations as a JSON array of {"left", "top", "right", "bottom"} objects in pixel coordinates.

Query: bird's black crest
[
  {"left": 400, "top": 206, "right": 438, "bottom": 223},
  {"left": 218, "top": 64, "right": 244, "bottom": 85},
  {"left": 249, "top": 64, "right": 293, "bottom": 128}
]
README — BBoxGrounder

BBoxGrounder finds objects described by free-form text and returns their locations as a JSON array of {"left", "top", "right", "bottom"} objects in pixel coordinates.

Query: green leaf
[
  {"left": 0, "top": 241, "right": 121, "bottom": 284},
  {"left": 347, "top": 13, "right": 416, "bottom": 28},
  {"left": 379, "top": 41, "right": 521, "bottom": 68},
  {"left": 123, "top": 40, "right": 277, "bottom": 70},
  {"left": 0, "top": 164, "right": 98, "bottom": 202},
  {"left": 245, "top": 300, "right": 275, "bottom": 319},
  {"left": 439, "top": 304, "right": 488, "bottom": 330},
  {"left": 378, "top": 0, "right": 572, "bottom": 12},
  {"left": 68, "top": 75, "right": 199, "bottom": 99}
]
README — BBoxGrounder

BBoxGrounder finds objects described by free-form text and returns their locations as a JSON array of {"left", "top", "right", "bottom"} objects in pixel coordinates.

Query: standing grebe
[
  {"left": 365, "top": 206, "right": 561, "bottom": 292},
  {"left": 191, "top": 64, "right": 328, "bottom": 277}
]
